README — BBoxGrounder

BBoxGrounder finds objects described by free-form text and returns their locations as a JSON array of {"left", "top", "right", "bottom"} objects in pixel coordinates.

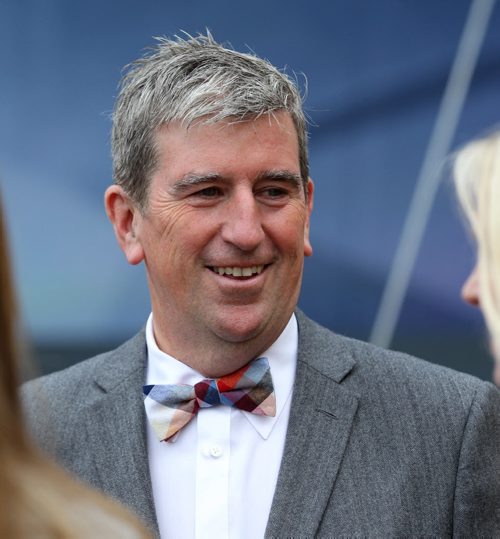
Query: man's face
[{"left": 122, "top": 112, "right": 313, "bottom": 370}]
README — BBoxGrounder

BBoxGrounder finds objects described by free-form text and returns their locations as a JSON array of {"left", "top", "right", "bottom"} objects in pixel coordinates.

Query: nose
[
  {"left": 461, "top": 265, "right": 480, "bottom": 307},
  {"left": 220, "top": 189, "right": 265, "bottom": 252}
]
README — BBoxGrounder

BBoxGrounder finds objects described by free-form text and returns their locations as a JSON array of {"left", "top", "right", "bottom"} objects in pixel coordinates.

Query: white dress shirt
[{"left": 145, "top": 314, "right": 298, "bottom": 539}]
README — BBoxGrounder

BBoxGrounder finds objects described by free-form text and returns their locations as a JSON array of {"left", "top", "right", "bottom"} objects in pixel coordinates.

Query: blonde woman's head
[{"left": 453, "top": 130, "right": 500, "bottom": 385}]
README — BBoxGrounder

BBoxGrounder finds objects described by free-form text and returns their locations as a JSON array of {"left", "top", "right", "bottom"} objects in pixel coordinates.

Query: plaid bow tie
[{"left": 143, "top": 356, "right": 276, "bottom": 442}]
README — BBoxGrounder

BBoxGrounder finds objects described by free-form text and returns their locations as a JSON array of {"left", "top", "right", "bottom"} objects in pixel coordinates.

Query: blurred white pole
[{"left": 370, "top": 0, "right": 497, "bottom": 348}]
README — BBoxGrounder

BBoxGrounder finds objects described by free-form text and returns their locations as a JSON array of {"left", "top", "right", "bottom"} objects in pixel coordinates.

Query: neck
[{"left": 151, "top": 318, "right": 286, "bottom": 378}]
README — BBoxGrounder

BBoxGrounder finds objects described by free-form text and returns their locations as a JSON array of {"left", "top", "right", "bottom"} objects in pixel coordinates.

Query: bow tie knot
[{"left": 144, "top": 356, "right": 276, "bottom": 442}]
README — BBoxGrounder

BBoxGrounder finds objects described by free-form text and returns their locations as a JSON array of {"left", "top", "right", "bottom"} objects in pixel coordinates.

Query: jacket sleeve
[{"left": 453, "top": 381, "right": 500, "bottom": 535}]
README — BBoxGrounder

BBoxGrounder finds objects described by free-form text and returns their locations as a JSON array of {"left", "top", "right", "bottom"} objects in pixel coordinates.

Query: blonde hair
[
  {"left": 453, "top": 130, "right": 500, "bottom": 345},
  {"left": 0, "top": 197, "right": 150, "bottom": 538}
]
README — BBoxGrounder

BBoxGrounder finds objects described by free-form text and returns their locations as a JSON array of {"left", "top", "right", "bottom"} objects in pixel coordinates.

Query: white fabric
[{"left": 145, "top": 314, "right": 297, "bottom": 539}]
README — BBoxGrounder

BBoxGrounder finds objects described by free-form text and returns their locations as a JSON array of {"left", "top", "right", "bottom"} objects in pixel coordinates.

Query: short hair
[
  {"left": 111, "top": 32, "right": 308, "bottom": 210},
  {"left": 453, "top": 130, "right": 500, "bottom": 342}
]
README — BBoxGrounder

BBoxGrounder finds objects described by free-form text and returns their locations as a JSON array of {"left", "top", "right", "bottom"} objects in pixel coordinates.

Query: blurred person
[
  {"left": 22, "top": 34, "right": 500, "bottom": 537},
  {"left": 0, "top": 197, "right": 150, "bottom": 538},
  {"left": 454, "top": 130, "right": 500, "bottom": 386}
]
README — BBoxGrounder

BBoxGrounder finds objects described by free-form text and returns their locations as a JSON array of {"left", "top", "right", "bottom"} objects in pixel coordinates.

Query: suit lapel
[
  {"left": 84, "top": 332, "right": 160, "bottom": 537},
  {"left": 81, "top": 314, "right": 357, "bottom": 537},
  {"left": 266, "top": 311, "right": 359, "bottom": 537}
]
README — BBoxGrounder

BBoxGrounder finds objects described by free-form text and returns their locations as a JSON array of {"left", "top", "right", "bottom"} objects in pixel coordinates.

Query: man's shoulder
[
  {"left": 21, "top": 330, "right": 146, "bottom": 420},
  {"left": 24, "top": 350, "right": 110, "bottom": 394},
  {"left": 296, "top": 310, "right": 496, "bottom": 409},
  {"left": 21, "top": 330, "right": 147, "bottom": 476},
  {"left": 25, "top": 330, "right": 145, "bottom": 387}
]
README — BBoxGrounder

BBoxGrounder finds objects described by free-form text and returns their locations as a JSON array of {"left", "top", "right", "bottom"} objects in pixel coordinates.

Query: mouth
[{"left": 207, "top": 265, "right": 266, "bottom": 278}]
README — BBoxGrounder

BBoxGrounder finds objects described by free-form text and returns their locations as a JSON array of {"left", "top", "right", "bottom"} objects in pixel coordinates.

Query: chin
[
  {"left": 210, "top": 306, "right": 281, "bottom": 345},
  {"left": 213, "top": 319, "right": 264, "bottom": 344}
]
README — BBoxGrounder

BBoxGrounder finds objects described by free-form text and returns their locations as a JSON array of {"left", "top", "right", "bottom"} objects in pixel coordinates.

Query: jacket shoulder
[
  {"left": 21, "top": 331, "right": 146, "bottom": 439},
  {"left": 296, "top": 309, "right": 496, "bottom": 412}
]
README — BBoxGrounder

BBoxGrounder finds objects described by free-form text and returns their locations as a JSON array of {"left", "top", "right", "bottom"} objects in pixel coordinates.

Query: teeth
[{"left": 212, "top": 265, "right": 264, "bottom": 277}]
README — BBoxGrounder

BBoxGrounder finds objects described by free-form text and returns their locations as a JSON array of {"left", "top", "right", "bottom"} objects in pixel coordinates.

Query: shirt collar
[{"left": 145, "top": 314, "right": 297, "bottom": 440}]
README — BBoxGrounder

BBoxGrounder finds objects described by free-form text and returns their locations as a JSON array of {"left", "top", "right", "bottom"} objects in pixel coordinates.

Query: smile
[{"left": 208, "top": 265, "right": 265, "bottom": 277}]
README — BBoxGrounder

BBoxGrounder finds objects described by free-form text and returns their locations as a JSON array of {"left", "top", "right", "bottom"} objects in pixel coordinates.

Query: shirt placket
[{"left": 195, "top": 405, "right": 231, "bottom": 539}]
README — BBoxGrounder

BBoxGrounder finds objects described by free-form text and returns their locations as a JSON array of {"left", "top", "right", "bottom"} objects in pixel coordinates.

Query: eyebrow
[
  {"left": 168, "top": 169, "right": 303, "bottom": 195},
  {"left": 168, "top": 173, "right": 224, "bottom": 194},
  {"left": 255, "top": 170, "right": 303, "bottom": 188}
]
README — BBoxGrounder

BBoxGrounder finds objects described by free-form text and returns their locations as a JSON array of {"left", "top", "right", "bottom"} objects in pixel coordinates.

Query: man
[{"left": 23, "top": 34, "right": 499, "bottom": 538}]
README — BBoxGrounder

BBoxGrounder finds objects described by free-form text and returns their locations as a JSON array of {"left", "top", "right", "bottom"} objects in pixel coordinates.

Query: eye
[
  {"left": 193, "top": 186, "right": 222, "bottom": 198},
  {"left": 264, "top": 187, "right": 288, "bottom": 198},
  {"left": 256, "top": 186, "right": 290, "bottom": 203},
  {"left": 186, "top": 185, "right": 225, "bottom": 207}
]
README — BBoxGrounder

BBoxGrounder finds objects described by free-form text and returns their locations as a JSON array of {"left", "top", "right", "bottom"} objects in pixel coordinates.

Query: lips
[{"left": 208, "top": 265, "right": 265, "bottom": 277}]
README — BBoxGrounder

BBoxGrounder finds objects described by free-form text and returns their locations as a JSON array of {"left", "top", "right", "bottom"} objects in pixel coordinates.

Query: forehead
[{"left": 153, "top": 112, "right": 300, "bottom": 178}]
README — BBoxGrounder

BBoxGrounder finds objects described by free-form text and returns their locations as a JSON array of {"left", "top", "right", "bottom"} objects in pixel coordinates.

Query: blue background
[{"left": 1, "top": 0, "right": 500, "bottom": 380}]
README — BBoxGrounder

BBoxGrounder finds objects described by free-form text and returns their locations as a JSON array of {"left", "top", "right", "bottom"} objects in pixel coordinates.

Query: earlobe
[
  {"left": 304, "top": 178, "right": 314, "bottom": 257},
  {"left": 104, "top": 185, "right": 144, "bottom": 265}
]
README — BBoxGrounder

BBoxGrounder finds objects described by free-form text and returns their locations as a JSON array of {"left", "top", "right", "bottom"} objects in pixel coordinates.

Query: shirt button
[{"left": 209, "top": 445, "right": 223, "bottom": 458}]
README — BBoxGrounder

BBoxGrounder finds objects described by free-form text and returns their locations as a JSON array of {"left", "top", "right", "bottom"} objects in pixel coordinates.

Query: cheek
[
  {"left": 148, "top": 206, "right": 215, "bottom": 257},
  {"left": 149, "top": 202, "right": 199, "bottom": 239},
  {"left": 494, "top": 362, "right": 500, "bottom": 387},
  {"left": 491, "top": 337, "right": 500, "bottom": 362},
  {"left": 271, "top": 208, "right": 309, "bottom": 253}
]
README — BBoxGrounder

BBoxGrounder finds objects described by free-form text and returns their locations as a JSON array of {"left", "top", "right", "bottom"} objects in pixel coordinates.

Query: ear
[
  {"left": 104, "top": 185, "right": 144, "bottom": 265},
  {"left": 303, "top": 178, "right": 314, "bottom": 257}
]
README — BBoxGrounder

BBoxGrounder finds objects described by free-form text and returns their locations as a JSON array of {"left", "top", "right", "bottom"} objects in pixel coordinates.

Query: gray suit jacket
[{"left": 22, "top": 310, "right": 500, "bottom": 537}]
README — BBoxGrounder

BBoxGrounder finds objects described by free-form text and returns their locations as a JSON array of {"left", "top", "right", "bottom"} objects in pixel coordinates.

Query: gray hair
[{"left": 111, "top": 32, "right": 309, "bottom": 209}]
